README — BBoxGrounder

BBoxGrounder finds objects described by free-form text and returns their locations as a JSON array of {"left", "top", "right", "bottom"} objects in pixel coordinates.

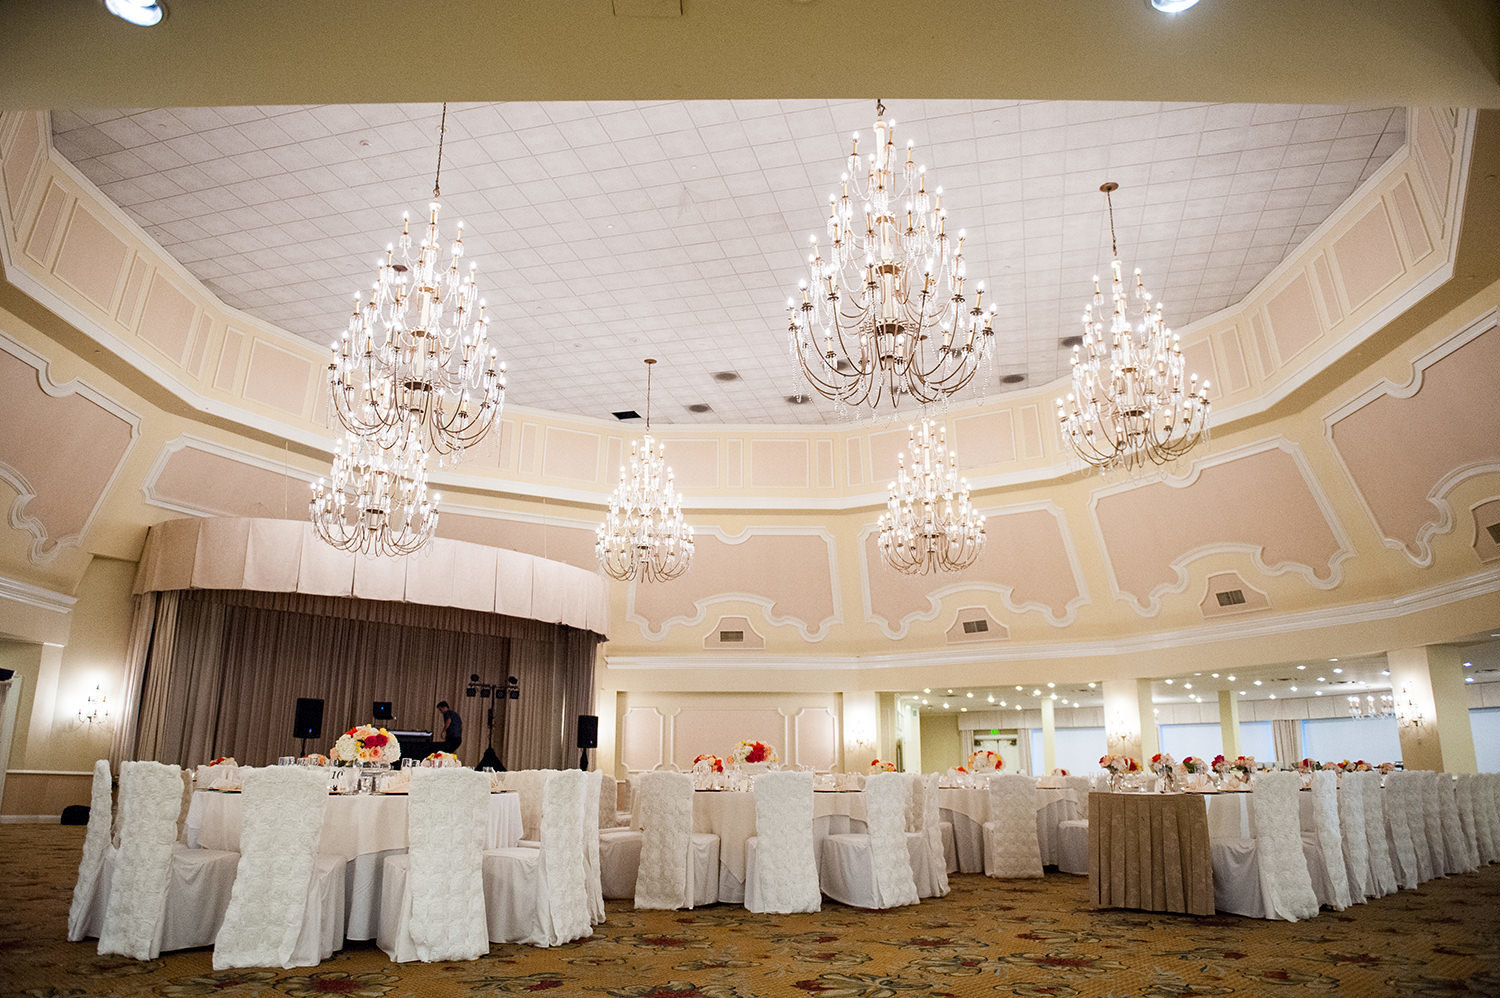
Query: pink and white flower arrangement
[
  {"left": 1377, "top": 761, "right": 1396, "bottom": 774},
  {"left": 869, "top": 759, "right": 897, "bottom": 773},
  {"left": 423, "top": 751, "right": 461, "bottom": 767},
  {"left": 208, "top": 756, "right": 237, "bottom": 767},
  {"left": 692, "top": 753, "right": 725, "bottom": 773},
  {"left": 732, "top": 740, "right": 777, "bottom": 764},
  {"left": 967, "top": 749, "right": 1003, "bottom": 771},
  {"left": 1051, "top": 768, "right": 1070, "bottom": 777},
  {"left": 1182, "top": 756, "right": 1208, "bottom": 774},
  {"left": 1149, "top": 752, "right": 1179, "bottom": 778},
  {"left": 1099, "top": 754, "right": 1140, "bottom": 775},
  {"left": 331, "top": 725, "right": 401, "bottom": 764},
  {"left": 1298, "top": 758, "right": 1323, "bottom": 774}
]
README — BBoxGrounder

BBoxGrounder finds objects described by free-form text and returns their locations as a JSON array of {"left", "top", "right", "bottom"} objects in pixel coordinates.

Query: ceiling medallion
[
  {"left": 876, "top": 417, "right": 985, "bottom": 574},
  {"left": 327, "top": 103, "right": 505, "bottom": 464},
  {"left": 1056, "top": 182, "right": 1211, "bottom": 473},
  {"left": 596, "top": 359, "right": 694, "bottom": 583},
  {"left": 310, "top": 428, "right": 440, "bottom": 557},
  {"left": 786, "top": 100, "right": 996, "bottom": 414}
]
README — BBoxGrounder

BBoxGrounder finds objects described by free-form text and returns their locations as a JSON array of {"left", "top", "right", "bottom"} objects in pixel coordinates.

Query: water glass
[{"left": 278, "top": 756, "right": 295, "bottom": 766}]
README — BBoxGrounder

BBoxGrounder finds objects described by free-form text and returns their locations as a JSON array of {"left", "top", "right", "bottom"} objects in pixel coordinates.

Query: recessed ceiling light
[
  {"left": 785, "top": 394, "right": 810, "bottom": 405},
  {"left": 1332, "top": 667, "right": 1343, "bottom": 674},
  {"left": 1382, "top": 670, "right": 1390, "bottom": 676},
  {"left": 1016, "top": 686, "right": 1023, "bottom": 691},
  {"left": 987, "top": 695, "right": 995, "bottom": 703},
  {"left": 1087, "top": 682, "right": 1096, "bottom": 688},
  {"left": 1000, "top": 373, "right": 1027, "bottom": 385},
  {"left": 1317, "top": 677, "right": 1326, "bottom": 682},
  {"left": 1315, "top": 690, "right": 1322, "bottom": 696},
  {"left": 1183, "top": 683, "right": 1192, "bottom": 689},
  {"left": 1466, "top": 677, "right": 1474, "bottom": 683},
  {"left": 942, "top": 702, "right": 950, "bottom": 709},
  {"left": 711, "top": 371, "right": 740, "bottom": 382},
  {"left": 1151, "top": 0, "right": 1202, "bottom": 10},
  {"left": 1047, "top": 682, "right": 1055, "bottom": 688},
  {"left": 1165, "top": 678, "right": 1174, "bottom": 684},
  {"left": 1210, "top": 673, "right": 1219, "bottom": 678},
  {"left": 1032, "top": 689, "right": 1041, "bottom": 696},
  {"left": 1289, "top": 686, "right": 1298, "bottom": 692},
  {"left": 1253, "top": 680, "right": 1263, "bottom": 686},
  {"left": 966, "top": 691, "right": 974, "bottom": 698},
  {"left": 1465, "top": 661, "right": 1473, "bottom": 668},
  {"left": 923, "top": 688, "right": 931, "bottom": 693},
  {"left": 1329, "top": 658, "right": 1339, "bottom": 662},
  {"left": 1269, "top": 694, "right": 1277, "bottom": 699},
  {"left": 1239, "top": 690, "right": 1246, "bottom": 695},
  {"left": 947, "top": 689, "right": 954, "bottom": 694},
  {"left": 106, "top": 0, "right": 165, "bottom": 26},
  {"left": 685, "top": 403, "right": 712, "bottom": 413},
  {"left": 1227, "top": 675, "right": 1236, "bottom": 681},
  {"left": 960, "top": 706, "right": 968, "bottom": 711},
  {"left": 1297, "top": 665, "right": 1306, "bottom": 670}
]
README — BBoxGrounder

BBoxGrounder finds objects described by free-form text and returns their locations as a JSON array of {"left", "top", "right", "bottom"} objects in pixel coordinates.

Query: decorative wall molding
[
  {"left": 140, "top": 434, "right": 314, "bottom": 519},
  {"left": 0, "top": 573, "right": 77, "bottom": 615}
]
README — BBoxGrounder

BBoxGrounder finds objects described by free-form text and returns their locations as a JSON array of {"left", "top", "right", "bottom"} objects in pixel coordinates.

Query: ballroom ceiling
[{"left": 52, "top": 99, "right": 1404, "bottom": 425}]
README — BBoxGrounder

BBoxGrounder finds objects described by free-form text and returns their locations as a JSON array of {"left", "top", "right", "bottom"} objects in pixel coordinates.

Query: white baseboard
[{"left": 0, "top": 814, "right": 62, "bottom": 824}]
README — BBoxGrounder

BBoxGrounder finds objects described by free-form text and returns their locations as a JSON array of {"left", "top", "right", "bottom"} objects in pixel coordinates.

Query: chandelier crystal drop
[
  {"left": 786, "top": 100, "right": 996, "bottom": 413},
  {"left": 310, "top": 429, "right": 440, "bottom": 557},
  {"left": 1056, "top": 182, "right": 1211, "bottom": 473},
  {"left": 876, "top": 418, "right": 985, "bottom": 575},
  {"left": 328, "top": 103, "right": 505, "bottom": 464},
  {"left": 596, "top": 359, "right": 694, "bottom": 583}
]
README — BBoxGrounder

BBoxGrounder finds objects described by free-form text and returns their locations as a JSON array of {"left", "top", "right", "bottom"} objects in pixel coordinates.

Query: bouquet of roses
[
  {"left": 869, "top": 759, "right": 897, "bottom": 773},
  {"left": 1298, "top": 758, "right": 1323, "bottom": 773},
  {"left": 1099, "top": 754, "right": 1140, "bottom": 775},
  {"left": 968, "top": 749, "right": 1003, "bottom": 771},
  {"left": 1350, "top": 759, "right": 1372, "bottom": 771},
  {"left": 732, "top": 740, "right": 777, "bottom": 764},
  {"left": 1377, "top": 761, "right": 1396, "bottom": 774},
  {"left": 1051, "top": 768, "right": 1070, "bottom": 777},
  {"left": 1182, "top": 756, "right": 1209, "bottom": 774},
  {"left": 1230, "top": 755, "right": 1256, "bottom": 778},
  {"left": 300, "top": 753, "right": 329, "bottom": 766},
  {"left": 1150, "top": 752, "right": 1180, "bottom": 780},
  {"left": 423, "top": 751, "right": 461, "bottom": 767},
  {"left": 692, "top": 753, "right": 724, "bottom": 773},
  {"left": 331, "top": 724, "right": 401, "bottom": 764},
  {"left": 208, "top": 756, "right": 237, "bottom": 767}
]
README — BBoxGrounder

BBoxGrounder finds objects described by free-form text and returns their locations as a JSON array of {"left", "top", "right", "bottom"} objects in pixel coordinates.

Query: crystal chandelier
[
  {"left": 1348, "top": 694, "right": 1395, "bottom": 719},
  {"left": 596, "top": 359, "right": 694, "bottom": 583},
  {"left": 328, "top": 103, "right": 505, "bottom": 463},
  {"left": 876, "top": 418, "right": 985, "bottom": 574},
  {"left": 310, "top": 429, "right": 440, "bottom": 556},
  {"left": 1056, "top": 182, "right": 1212, "bottom": 473},
  {"left": 786, "top": 100, "right": 996, "bottom": 413}
]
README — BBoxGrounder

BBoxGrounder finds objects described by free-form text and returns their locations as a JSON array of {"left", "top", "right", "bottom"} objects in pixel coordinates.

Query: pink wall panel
[
  {"left": 2, "top": 112, "right": 44, "bottom": 217},
  {"left": 148, "top": 445, "right": 301, "bottom": 519},
  {"left": 214, "top": 328, "right": 244, "bottom": 392},
  {"left": 136, "top": 274, "right": 197, "bottom": 367},
  {"left": 1216, "top": 326, "right": 1250, "bottom": 393},
  {"left": 620, "top": 707, "right": 664, "bottom": 772},
  {"left": 242, "top": 340, "right": 312, "bottom": 415},
  {"left": 21, "top": 182, "right": 65, "bottom": 265},
  {"left": 1332, "top": 204, "right": 1405, "bottom": 312},
  {"left": 748, "top": 439, "right": 808, "bottom": 489},
  {"left": 671, "top": 707, "right": 786, "bottom": 770},
  {"left": 1472, "top": 499, "right": 1500, "bottom": 564},
  {"left": 1390, "top": 178, "right": 1432, "bottom": 261},
  {"left": 52, "top": 206, "right": 128, "bottom": 312},
  {"left": 955, "top": 409, "right": 1016, "bottom": 466},
  {"left": 664, "top": 438, "right": 718, "bottom": 491},
  {"left": 792, "top": 707, "right": 838, "bottom": 771},
  {"left": 541, "top": 426, "right": 601, "bottom": 482},
  {"left": 1265, "top": 273, "right": 1322, "bottom": 364}
]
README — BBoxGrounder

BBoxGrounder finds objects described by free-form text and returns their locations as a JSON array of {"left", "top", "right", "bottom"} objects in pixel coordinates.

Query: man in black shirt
[{"left": 436, "top": 700, "right": 463, "bottom": 753}]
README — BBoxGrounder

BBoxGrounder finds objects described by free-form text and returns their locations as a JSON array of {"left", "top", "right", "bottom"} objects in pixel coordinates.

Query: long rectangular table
[{"left": 1088, "top": 791, "right": 1215, "bottom": 916}]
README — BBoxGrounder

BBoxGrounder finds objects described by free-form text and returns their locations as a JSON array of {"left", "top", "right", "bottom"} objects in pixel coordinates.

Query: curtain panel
[{"left": 130, "top": 587, "right": 597, "bottom": 769}]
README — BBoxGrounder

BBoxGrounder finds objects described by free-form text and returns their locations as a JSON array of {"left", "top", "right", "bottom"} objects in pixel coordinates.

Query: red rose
[{"left": 367, "top": 733, "right": 387, "bottom": 748}]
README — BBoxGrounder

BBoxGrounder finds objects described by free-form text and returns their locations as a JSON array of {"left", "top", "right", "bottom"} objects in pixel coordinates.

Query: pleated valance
[{"left": 132, "top": 517, "right": 610, "bottom": 638}]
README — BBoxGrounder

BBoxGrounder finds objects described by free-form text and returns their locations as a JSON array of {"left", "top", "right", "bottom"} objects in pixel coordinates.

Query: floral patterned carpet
[{"left": 3, "top": 825, "right": 1498, "bottom": 997}]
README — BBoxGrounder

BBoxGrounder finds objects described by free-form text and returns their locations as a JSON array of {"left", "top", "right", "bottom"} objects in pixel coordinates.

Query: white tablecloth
[
  {"left": 937, "top": 786, "right": 1078, "bottom": 871},
  {"left": 1204, "top": 788, "right": 1325, "bottom": 842}
]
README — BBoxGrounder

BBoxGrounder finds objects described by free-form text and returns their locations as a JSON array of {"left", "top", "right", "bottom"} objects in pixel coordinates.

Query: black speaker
[
  {"left": 576, "top": 714, "right": 598, "bottom": 749},
  {"left": 372, "top": 700, "right": 392, "bottom": 721},
  {"left": 0, "top": 668, "right": 14, "bottom": 681},
  {"left": 293, "top": 697, "right": 324, "bottom": 740}
]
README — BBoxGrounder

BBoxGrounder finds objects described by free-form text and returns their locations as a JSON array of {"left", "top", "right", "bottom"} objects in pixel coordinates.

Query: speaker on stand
[
  {"left": 576, "top": 714, "right": 598, "bottom": 771},
  {"left": 293, "top": 697, "right": 324, "bottom": 758}
]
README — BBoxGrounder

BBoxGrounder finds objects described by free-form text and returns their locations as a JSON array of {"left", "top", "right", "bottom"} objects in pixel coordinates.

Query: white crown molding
[
  {"left": 606, "top": 565, "right": 1500, "bottom": 673},
  {"left": 0, "top": 574, "right": 77, "bottom": 615},
  {"left": 1086, "top": 436, "right": 1355, "bottom": 617},
  {"left": 140, "top": 433, "right": 316, "bottom": 519},
  {"left": 1322, "top": 307, "right": 1500, "bottom": 568}
]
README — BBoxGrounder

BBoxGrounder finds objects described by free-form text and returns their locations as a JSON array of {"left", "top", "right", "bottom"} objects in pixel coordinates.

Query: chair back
[
  {"left": 597, "top": 772, "right": 621, "bottom": 828},
  {"left": 985, "top": 773, "right": 1043, "bottom": 878},
  {"left": 1487, "top": 775, "right": 1500, "bottom": 863},
  {"left": 1250, "top": 771, "right": 1319, "bottom": 921},
  {"left": 1436, "top": 775, "right": 1471, "bottom": 874},
  {"left": 1061, "top": 776, "right": 1092, "bottom": 820},
  {"left": 863, "top": 772, "right": 919, "bottom": 908},
  {"left": 1351, "top": 771, "right": 1396, "bottom": 897},
  {"left": 635, "top": 771, "right": 695, "bottom": 909},
  {"left": 1308, "top": 771, "right": 1351, "bottom": 909},
  {"left": 1384, "top": 772, "right": 1422, "bottom": 889},
  {"left": 500, "top": 769, "right": 547, "bottom": 840},
  {"left": 405, "top": 767, "right": 490, "bottom": 962},
  {"left": 919, "top": 773, "right": 950, "bottom": 897},
  {"left": 1336, "top": 769, "right": 1369, "bottom": 899},
  {"left": 213, "top": 766, "right": 329, "bottom": 969},
  {"left": 582, "top": 770, "right": 605, "bottom": 923},
  {"left": 1455, "top": 774, "right": 1487, "bottom": 867},
  {"left": 98, "top": 761, "right": 184, "bottom": 960},
  {"left": 749, "top": 770, "right": 819, "bottom": 913},
  {"left": 537, "top": 769, "right": 591, "bottom": 945},
  {"left": 67, "top": 759, "right": 114, "bottom": 942},
  {"left": 1419, "top": 772, "right": 1448, "bottom": 875}
]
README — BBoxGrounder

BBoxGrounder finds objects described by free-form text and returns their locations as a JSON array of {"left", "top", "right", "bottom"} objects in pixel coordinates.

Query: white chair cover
[
  {"left": 1455, "top": 775, "right": 1485, "bottom": 868},
  {"left": 1307, "top": 771, "right": 1351, "bottom": 910},
  {"left": 1352, "top": 772, "right": 1397, "bottom": 897},
  {"left": 916, "top": 774, "right": 949, "bottom": 898},
  {"left": 1384, "top": 773, "right": 1422, "bottom": 889},
  {"left": 1477, "top": 774, "right": 1500, "bottom": 864},
  {"left": 1436, "top": 774, "right": 1472, "bottom": 874},
  {"left": 597, "top": 771, "right": 621, "bottom": 829},
  {"left": 1405, "top": 772, "right": 1437, "bottom": 882},
  {"left": 213, "top": 766, "right": 343, "bottom": 969},
  {"left": 1251, "top": 771, "right": 1320, "bottom": 921},
  {"left": 503, "top": 770, "right": 548, "bottom": 840},
  {"left": 1420, "top": 773, "right": 1448, "bottom": 877},
  {"left": 982, "top": 774, "right": 1043, "bottom": 878},
  {"left": 583, "top": 770, "right": 605, "bottom": 924},
  {"left": 636, "top": 771, "right": 708, "bottom": 910},
  {"left": 1336, "top": 771, "right": 1370, "bottom": 900},
  {"left": 818, "top": 772, "right": 918, "bottom": 909},
  {"left": 379, "top": 768, "right": 490, "bottom": 962},
  {"left": 1488, "top": 774, "right": 1500, "bottom": 862},
  {"left": 744, "top": 771, "right": 820, "bottom": 914},
  {"left": 67, "top": 760, "right": 113, "bottom": 942},
  {"left": 482, "top": 768, "right": 592, "bottom": 946}
]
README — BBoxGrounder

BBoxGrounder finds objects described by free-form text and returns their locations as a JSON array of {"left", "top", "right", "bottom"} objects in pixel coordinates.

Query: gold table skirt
[{"left": 1088, "top": 791, "right": 1215, "bottom": 916}]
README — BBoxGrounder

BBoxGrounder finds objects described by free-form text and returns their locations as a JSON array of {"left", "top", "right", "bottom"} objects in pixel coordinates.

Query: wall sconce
[
  {"left": 1394, "top": 685, "right": 1424, "bottom": 728},
  {"left": 78, "top": 685, "right": 110, "bottom": 725}
]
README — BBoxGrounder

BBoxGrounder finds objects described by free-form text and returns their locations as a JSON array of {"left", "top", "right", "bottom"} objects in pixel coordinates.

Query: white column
[
  {"left": 1040, "top": 696, "right": 1057, "bottom": 774},
  {"left": 1388, "top": 645, "right": 1477, "bottom": 773},
  {"left": 1218, "top": 689, "right": 1242, "bottom": 759},
  {"left": 1102, "top": 678, "right": 1157, "bottom": 761}
]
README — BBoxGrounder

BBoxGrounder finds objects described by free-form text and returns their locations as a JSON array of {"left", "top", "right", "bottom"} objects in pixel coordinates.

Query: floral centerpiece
[
  {"left": 301, "top": 753, "right": 329, "bottom": 766},
  {"left": 1377, "top": 761, "right": 1396, "bottom": 774},
  {"left": 331, "top": 725, "right": 400, "bottom": 765},
  {"left": 1180, "top": 755, "right": 1214, "bottom": 790},
  {"left": 1182, "top": 756, "right": 1208, "bottom": 774},
  {"left": 1051, "top": 768, "right": 1069, "bottom": 777},
  {"left": 732, "top": 740, "right": 778, "bottom": 764},
  {"left": 967, "top": 749, "right": 1003, "bottom": 771},
  {"left": 692, "top": 753, "right": 724, "bottom": 773},
  {"left": 1298, "top": 758, "right": 1323, "bottom": 774},
  {"left": 869, "top": 759, "right": 897, "bottom": 773},
  {"left": 208, "top": 756, "right": 237, "bottom": 767},
  {"left": 1349, "top": 759, "right": 1372, "bottom": 772},
  {"left": 1149, "top": 752, "right": 1181, "bottom": 790},
  {"left": 1099, "top": 754, "right": 1140, "bottom": 775},
  {"left": 423, "top": 751, "right": 460, "bottom": 767}
]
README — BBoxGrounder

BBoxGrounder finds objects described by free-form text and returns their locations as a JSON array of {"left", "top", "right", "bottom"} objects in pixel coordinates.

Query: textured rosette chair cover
[
  {"left": 982, "top": 774, "right": 1044, "bottom": 878},
  {"left": 1351, "top": 771, "right": 1397, "bottom": 897},
  {"left": 377, "top": 768, "right": 491, "bottom": 962},
  {"left": 1420, "top": 773, "right": 1449, "bottom": 876},
  {"left": 819, "top": 771, "right": 919, "bottom": 909},
  {"left": 1210, "top": 771, "right": 1319, "bottom": 920},
  {"left": 1455, "top": 775, "right": 1486, "bottom": 868},
  {"left": 1304, "top": 770, "right": 1351, "bottom": 910},
  {"left": 1055, "top": 776, "right": 1092, "bottom": 876},
  {"left": 213, "top": 766, "right": 345, "bottom": 969},
  {"left": 743, "top": 770, "right": 820, "bottom": 914},
  {"left": 1384, "top": 772, "right": 1423, "bottom": 890},
  {"left": 912, "top": 774, "right": 950, "bottom": 898},
  {"left": 97, "top": 761, "right": 239, "bottom": 959},
  {"left": 1478, "top": 774, "right": 1500, "bottom": 864},
  {"left": 633, "top": 771, "right": 720, "bottom": 909},
  {"left": 1336, "top": 768, "right": 1370, "bottom": 901},
  {"left": 482, "top": 768, "right": 592, "bottom": 946},
  {"left": 67, "top": 760, "right": 114, "bottom": 942},
  {"left": 583, "top": 769, "right": 606, "bottom": 924},
  {"left": 1437, "top": 774, "right": 1474, "bottom": 874}
]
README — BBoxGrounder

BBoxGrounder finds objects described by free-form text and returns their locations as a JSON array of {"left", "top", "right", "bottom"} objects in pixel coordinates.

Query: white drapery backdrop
[{"left": 127, "top": 588, "right": 598, "bottom": 771}]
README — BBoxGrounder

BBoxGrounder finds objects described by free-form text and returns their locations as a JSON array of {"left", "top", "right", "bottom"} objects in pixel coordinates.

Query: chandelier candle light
[
  {"left": 327, "top": 103, "right": 505, "bottom": 463},
  {"left": 596, "top": 359, "right": 694, "bottom": 583},
  {"left": 1056, "top": 182, "right": 1211, "bottom": 472},
  {"left": 310, "top": 428, "right": 440, "bottom": 557},
  {"left": 876, "top": 418, "right": 985, "bottom": 574},
  {"left": 787, "top": 100, "right": 996, "bottom": 412}
]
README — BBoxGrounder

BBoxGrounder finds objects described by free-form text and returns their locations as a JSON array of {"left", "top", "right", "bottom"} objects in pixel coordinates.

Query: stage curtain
[{"left": 133, "top": 588, "right": 597, "bottom": 769}]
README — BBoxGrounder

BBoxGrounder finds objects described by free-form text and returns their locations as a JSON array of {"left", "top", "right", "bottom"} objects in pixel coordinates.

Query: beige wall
[{"left": 920, "top": 713, "right": 964, "bottom": 773}]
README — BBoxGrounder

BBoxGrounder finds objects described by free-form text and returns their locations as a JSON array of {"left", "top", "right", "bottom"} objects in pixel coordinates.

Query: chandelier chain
[{"left": 433, "top": 102, "right": 448, "bottom": 199}]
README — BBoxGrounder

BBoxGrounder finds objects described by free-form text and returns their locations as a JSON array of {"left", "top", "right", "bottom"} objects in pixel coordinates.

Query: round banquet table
[
  {"left": 937, "top": 785, "right": 1080, "bottom": 872},
  {"left": 184, "top": 788, "right": 523, "bottom": 939}
]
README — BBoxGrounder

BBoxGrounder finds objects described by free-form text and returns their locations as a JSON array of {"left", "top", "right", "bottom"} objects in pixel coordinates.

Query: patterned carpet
[{"left": 3, "top": 826, "right": 1498, "bottom": 997}]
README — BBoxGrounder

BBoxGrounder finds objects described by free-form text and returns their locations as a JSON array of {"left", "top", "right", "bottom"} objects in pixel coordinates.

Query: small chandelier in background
[
  {"left": 78, "top": 685, "right": 109, "bottom": 725},
  {"left": 1056, "top": 182, "right": 1211, "bottom": 473},
  {"left": 877, "top": 417, "right": 985, "bottom": 574},
  {"left": 328, "top": 103, "right": 506, "bottom": 464},
  {"left": 596, "top": 359, "right": 694, "bottom": 583},
  {"left": 787, "top": 100, "right": 996, "bottom": 413},
  {"left": 1348, "top": 694, "right": 1395, "bottom": 719},
  {"left": 310, "top": 429, "right": 440, "bottom": 557}
]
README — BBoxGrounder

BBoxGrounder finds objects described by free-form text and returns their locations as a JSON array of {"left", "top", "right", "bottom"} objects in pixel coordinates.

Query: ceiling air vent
[
  {"left": 1487, "top": 523, "right": 1500, "bottom": 544},
  {"left": 718, "top": 630, "right": 744, "bottom": 643},
  {"left": 1215, "top": 589, "right": 1247, "bottom": 607},
  {"left": 612, "top": 409, "right": 641, "bottom": 421},
  {"left": 961, "top": 619, "right": 990, "bottom": 634}
]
